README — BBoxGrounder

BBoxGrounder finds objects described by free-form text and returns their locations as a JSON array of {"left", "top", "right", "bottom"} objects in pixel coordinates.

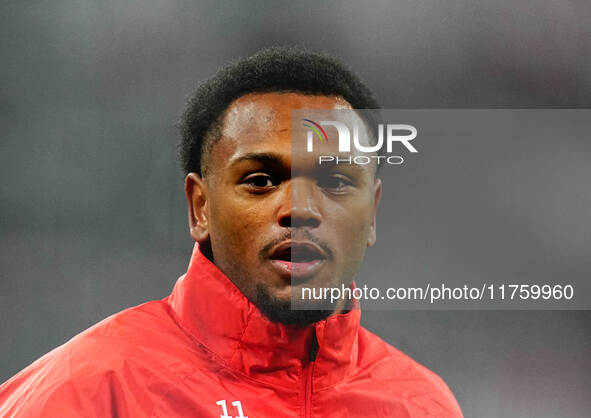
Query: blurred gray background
[{"left": 1, "top": 1, "right": 590, "bottom": 417}]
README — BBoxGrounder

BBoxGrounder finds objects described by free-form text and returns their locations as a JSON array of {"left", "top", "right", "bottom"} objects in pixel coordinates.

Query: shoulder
[
  {"left": 0, "top": 300, "right": 198, "bottom": 417},
  {"left": 52, "top": 298, "right": 194, "bottom": 373},
  {"left": 354, "top": 326, "right": 463, "bottom": 417}
]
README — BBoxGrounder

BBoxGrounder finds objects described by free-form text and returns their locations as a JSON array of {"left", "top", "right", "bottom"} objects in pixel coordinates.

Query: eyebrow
[
  {"left": 229, "top": 151, "right": 376, "bottom": 179},
  {"left": 230, "top": 152, "right": 287, "bottom": 167},
  {"left": 312, "top": 155, "right": 372, "bottom": 174}
]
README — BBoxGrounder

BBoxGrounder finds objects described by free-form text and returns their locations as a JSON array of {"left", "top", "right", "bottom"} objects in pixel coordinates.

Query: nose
[{"left": 278, "top": 178, "right": 321, "bottom": 229}]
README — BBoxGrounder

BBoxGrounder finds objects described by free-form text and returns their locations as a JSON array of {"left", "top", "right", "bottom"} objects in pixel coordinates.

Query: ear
[
  {"left": 366, "top": 178, "right": 382, "bottom": 248},
  {"left": 185, "top": 172, "right": 210, "bottom": 243}
]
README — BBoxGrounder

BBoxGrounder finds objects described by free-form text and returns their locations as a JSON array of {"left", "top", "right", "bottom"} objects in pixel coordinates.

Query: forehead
[
  {"left": 222, "top": 92, "right": 351, "bottom": 138},
  {"left": 208, "top": 92, "right": 354, "bottom": 173}
]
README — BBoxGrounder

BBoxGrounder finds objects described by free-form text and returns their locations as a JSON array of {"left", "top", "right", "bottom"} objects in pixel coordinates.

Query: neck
[{"left": 167, "top": 243, "right": 362, "bottom": 389}]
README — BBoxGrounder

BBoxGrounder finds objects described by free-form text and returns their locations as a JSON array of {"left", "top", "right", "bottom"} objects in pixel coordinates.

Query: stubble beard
[{"left": 254, "top": 283, "right": 337, "bottom": 326}]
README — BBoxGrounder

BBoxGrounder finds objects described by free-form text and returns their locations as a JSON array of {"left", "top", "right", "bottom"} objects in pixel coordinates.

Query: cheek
[
  {"left": 209, "top": 194, "right": 271, "bottom": 251},
  {"left": 330, "top": 202, "right": 374, "bottom": 253},
  {"left": 333, "top": 199, "right": 373, "bottom": 233}
]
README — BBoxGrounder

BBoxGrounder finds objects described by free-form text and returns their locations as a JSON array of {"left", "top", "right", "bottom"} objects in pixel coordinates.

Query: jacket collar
[{"left": 168, "top": 243, "right": 361, "bottom": 389}]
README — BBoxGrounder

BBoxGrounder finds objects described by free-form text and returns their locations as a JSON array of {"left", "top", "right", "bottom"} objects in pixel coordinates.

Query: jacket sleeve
[
  {"left": 0, "top": 334, "right": 155, "bottom": 418},
  {"left": 0, "top": 345, "right": 122, "bottom": 417}
]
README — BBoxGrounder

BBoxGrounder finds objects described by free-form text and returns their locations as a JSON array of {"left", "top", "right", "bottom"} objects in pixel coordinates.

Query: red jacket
[{"left": 0, "top": 245, "right": 462, "bottom": 417}]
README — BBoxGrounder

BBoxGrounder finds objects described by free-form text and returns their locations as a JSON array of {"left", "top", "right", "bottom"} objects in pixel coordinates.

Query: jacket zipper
[{"left": 303, "top": 330, "right": 318, "bottom": 418}]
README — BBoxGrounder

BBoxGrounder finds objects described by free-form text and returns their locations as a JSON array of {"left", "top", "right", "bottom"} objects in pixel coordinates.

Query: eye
[
  {"left": 241, "top": 173, "right": 279, "bottom": 191},
  {"left": 317, "top": 174, "right": 353, "bottom": 193}
]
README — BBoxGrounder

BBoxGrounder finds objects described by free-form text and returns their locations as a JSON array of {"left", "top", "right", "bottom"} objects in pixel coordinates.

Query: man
[{"left": 0, "top": 47, "right": 462, "bottom": 417}]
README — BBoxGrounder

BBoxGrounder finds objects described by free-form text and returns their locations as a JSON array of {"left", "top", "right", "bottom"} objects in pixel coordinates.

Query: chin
[{"left": 255, "top": 283, "right": 336, "bottom": 326}]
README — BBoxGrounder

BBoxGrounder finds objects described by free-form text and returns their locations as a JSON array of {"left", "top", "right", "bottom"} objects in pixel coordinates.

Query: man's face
[{"left": 185, "top": 92, "right": 381, "bottom": 324}]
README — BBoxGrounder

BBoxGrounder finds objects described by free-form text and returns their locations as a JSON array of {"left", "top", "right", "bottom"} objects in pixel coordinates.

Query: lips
[{"left": 268, "top": 241, "right": 327, "bottom": 279}]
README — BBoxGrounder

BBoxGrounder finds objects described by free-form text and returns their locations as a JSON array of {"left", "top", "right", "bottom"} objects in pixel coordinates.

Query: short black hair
[{"left": 179, "top": 46, "right": 380, "bottom": 176}]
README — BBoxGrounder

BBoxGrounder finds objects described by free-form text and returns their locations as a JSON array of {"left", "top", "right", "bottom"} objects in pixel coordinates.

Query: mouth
[{"left": 268, "top": 241, "right": 327, "bottom": 280}]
